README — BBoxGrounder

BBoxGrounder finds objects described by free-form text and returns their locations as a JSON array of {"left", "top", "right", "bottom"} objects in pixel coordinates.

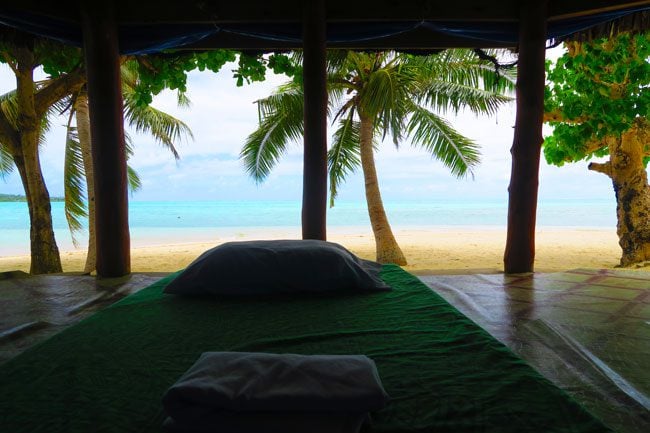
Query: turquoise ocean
[{"left": 0, "top": 199, "right": 617, "bottom": 256}]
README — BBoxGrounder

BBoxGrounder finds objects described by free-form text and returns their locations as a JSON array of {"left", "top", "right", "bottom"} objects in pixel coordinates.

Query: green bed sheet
[{"left": 0, "top": 265, "right": 611, "bottom": 432}]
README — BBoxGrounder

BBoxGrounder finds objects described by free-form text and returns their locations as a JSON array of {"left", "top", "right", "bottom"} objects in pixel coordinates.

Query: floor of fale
[
  {"left": 419, "top": 268, "right": 650, "bottom": 433},
  {"left": 1, "top": 267, "right": 648, "bottom": 433}
]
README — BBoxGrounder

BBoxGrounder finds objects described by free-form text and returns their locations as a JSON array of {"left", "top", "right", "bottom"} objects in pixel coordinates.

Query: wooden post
[
  {"left": 81, "top": 2, "right": 131, "bottom": 277},
  {"left": 301, "top": 0, "right": 328, "bottom": 240},
  {"left": 504, "top": 1, "right": 548, "bottom": 274}
]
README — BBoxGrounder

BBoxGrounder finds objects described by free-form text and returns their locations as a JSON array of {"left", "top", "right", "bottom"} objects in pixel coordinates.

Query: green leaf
[
  {"left": 328, "top": 110, "right": 361, "bottom": 207},
  {"left": 407, "top": 105, "right": 480, "bottom": 178},
  {"left": 241, "top": 85, "right": 304, "bottom": 181},
  {"left": 543, "top": 33, "right": 650, "bottom": 165},
  {"left": 63, "top": 125, "right": 87, "bottom": 247},
  {"left": 241, "top": 48, "right": 507, "bottom": 187}
]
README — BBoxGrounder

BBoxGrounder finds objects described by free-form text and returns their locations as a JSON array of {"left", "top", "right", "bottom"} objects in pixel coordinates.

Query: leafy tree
[
  {"left": 544, "top": 33, "right": 650, "bottom": 266},
  {"left": 0, "top": 31, "right": 292, "bottom": 274},
  {"left": 242, "top": 50, "right": 514, "bottom": 265},
  {"left": 0, "top": 36, "right": 85, "bottom": 273}
]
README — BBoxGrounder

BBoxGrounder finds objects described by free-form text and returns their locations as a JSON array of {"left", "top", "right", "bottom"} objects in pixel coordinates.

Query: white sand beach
[{"left": 0, "top": 227, "right": 633, "bottom": 275}]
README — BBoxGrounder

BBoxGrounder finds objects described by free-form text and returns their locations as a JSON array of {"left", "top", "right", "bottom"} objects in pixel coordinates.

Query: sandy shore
[{"left": 0, "top": 227, "right": 637, "bottom": 275}]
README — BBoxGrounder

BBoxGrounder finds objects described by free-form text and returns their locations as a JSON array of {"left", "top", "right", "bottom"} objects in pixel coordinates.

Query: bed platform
[{"left": 0, "top": 265, "right": 611, "bottom": 432}]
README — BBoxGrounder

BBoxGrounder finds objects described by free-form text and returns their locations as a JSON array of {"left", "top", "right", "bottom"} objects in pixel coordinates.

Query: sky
[{"left": 0, "top": 48, "right": 615, "bottom": 204}]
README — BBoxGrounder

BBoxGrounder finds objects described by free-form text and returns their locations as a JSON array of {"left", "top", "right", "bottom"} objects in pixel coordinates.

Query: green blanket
[{"left": 0, "top": 265, "right": 610, "bottom": 432}]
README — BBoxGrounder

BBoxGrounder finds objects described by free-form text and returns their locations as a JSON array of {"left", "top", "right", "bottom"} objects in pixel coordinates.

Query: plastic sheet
[
  {"left": 1, "top": 6, "right": 649, "bottom": 54},
  {"left": 420, "top": 269, "right": 650, "bottom": 433},
  {"left": 0, "top": 272, "right": 166, "bottom": 364}
]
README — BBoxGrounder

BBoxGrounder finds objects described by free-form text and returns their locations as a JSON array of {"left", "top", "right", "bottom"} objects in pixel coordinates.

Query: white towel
[{"left": 162, "top": 352, "right": 389, "bottom": 433}]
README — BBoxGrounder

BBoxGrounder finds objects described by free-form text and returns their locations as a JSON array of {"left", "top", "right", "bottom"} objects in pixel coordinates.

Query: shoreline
[
  {"left": 0, "top": 226, "right": 633, "bottom": 275},
  {"left": 0, "top": 224, "right": 618, "bottom": 255}
]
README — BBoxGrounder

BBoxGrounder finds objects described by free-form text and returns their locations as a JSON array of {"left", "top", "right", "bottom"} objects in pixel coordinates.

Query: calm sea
[{"left": 0, "top": 199, "right": 616, "bottom": 256}]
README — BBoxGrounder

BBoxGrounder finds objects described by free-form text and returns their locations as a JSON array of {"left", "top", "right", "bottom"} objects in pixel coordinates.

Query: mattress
[{"left": 0, "top": 265, "right": 611, "bottom": 432}]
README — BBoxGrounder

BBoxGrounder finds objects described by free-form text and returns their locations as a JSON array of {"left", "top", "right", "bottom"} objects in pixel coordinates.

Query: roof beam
[{"left": 5, "top": 1, "right": 649, "bottom": 24}]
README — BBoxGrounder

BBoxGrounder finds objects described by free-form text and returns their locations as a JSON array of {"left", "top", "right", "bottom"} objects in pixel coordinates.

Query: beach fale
[{"left": 1, "top": 1, "right": 649, "bottom": 432}]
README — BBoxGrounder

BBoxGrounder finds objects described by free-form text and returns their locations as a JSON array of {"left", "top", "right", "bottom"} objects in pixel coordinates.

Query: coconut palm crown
[{"left": 242, "top": 50, "right": 515, "bottom": 265}]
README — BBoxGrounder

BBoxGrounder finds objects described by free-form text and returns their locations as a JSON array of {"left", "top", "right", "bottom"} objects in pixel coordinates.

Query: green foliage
[
  {"left": 328, "top": 110, "right": 361, "bottom": 206},
  {"left": 132, "top": 51, "right": 235, "bottom": 105},
  {"left": 242, "top": 49, "right": 514, "bottom": 205},
  {"left": 132, "top": 51, "right": 297, "bottom": 105},
  {"left": 63, "top": 125, "right": 86, "bottom": 246},
  {"left": 0, "top": 143, "right": 12, "bottom": 179},
  {"left": 241, "top": 84, "right": 304, "bottom": 181},
  {"left": 0, "top": 90, "right": 17, "bottom": 178},
  {"left": 61, "top": 60, "right": 193, "bottom": 244},
  {"left": 37, "top": 43, "right": 83, "bottom": 77},
  {"left": 544, "top": 33, "right": 650, "bottom": 166},
  {"left": 0, "top": 38, "right": 82, "bottom": 77}
]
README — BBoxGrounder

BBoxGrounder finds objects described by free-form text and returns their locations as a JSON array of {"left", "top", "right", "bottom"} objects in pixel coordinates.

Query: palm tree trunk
[
  {"left": 359, "top": 113, "right": 407, "bottom": 265},
  {"left": 589, "top": 122, "right": 650, "bottom": 266},
  {"left": 15, "top": 46, "right": 62, "bottom": 274},
  {"left": 75, "top": 89, "right": 96, "bottom": 273}
]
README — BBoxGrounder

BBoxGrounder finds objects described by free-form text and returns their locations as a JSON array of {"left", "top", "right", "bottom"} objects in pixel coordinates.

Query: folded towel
[
  {"left": 162, "top": 352, "right": 389, "bottom": 433},
  {"left": 162, "top": 411, "right": 367, "bottom": 433}
]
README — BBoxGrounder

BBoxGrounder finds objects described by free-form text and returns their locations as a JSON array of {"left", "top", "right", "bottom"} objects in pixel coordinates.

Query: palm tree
[
  {"left": 242, "top": 50, "right": 514, "bottom": 265},
  {"left": 0, "top": 42, "right": 86, "bottom": 274},
  {"left": 62, "top": 61, "right": 193, "bottom": 273}
]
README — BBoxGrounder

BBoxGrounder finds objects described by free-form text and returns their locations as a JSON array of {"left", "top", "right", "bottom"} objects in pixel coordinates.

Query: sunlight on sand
[{"left": 0, "top": 227, "right": 636, "bottom": 275}]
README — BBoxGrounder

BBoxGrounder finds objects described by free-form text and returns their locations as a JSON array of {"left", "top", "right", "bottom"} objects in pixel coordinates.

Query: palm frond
[
  {"left": 63, "top": 125, "right": 87, "bottom": 247},
  {"left": 412, "top": 49, "right": 516, "bottom": 94},
  {"left": 120, "top": 61, "right": 139, "bottom": 91},
  {"left": 127, "top": 165, "right": 142, "bottom": 192},
  {"left": 122, "top": 132, "right": 142, "bottom": 193},
  {"left": 328, "top": 109, "right": 361, "bottom": 207},
  {"left": 0, "top": 89, "right": 19, "bottom": 128},
  {"left": 176, "top": 91, "right": 192, "bottom": 108},
  {"left": 255, "top": 81, "right": 302, "bottom": 117},
  {"left": 242, "top": 88, "right": 304, "bottom": 182},
  {"left": 124, "top": 131, "right": 134, "bottom": 157},
  {"left": 417, "top": 79, "right": 513, "bottom": 116},
  {"left": 0, "top": 141, "right": 14, "bottom": 178},
  {"left": 0, "top": 90, "right": 18, "bottom": 177},
  {"left": 407, "top": 51, "right": 514, "bottom": 115},
  {"left": 360, "top": 67, "right": 399, "bottom": 119},
  {"left": 326, "top": 50, "right": 349, "bottom": 74},
  {"left": 361, "top": 62, "right": 413, "bottom": 146},
  {"left": 123, "top": 93, "right": 193, "bottom": 160},
  {"left": 407, "top": 105, "right": 481, "bottom": 178},
  {"left": 332, "top": 96, "right": 356, "bottom": 123},
  {"left": 2, "top": 84, "right": 64, "bottom": 159},
  {"left": 39, "top": 94, "right": 71, "bottom": 147}
]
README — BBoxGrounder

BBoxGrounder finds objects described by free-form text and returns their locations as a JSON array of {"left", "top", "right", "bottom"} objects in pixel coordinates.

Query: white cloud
[{"left": 0, "top": 53, "right": 623, "bottom": 205}]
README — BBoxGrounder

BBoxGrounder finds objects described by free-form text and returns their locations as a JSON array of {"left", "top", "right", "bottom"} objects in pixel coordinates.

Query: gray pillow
[{"left": 164, "top": 239, "right": 391, "bottom": 295}]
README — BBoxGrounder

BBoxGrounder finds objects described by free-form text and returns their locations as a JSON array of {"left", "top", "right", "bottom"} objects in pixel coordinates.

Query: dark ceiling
[{"left": 1, "top": 1, "right": 649, "bottom": 52}]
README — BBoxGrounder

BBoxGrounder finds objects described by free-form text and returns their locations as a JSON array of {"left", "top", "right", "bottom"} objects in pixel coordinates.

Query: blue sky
[{"left": 0, "top": 49, "right": 615, "bottom": 203}]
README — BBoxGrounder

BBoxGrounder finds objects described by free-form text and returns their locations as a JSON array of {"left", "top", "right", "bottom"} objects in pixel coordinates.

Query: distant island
[{"left": 0, "top": 193, "right": 64, "bottom": 202}]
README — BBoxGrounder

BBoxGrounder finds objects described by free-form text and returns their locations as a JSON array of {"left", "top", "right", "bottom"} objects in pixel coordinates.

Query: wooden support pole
[
  {"left": 301, "top": 0, "right": 328, "bottom": 240},
  {"left": 504, "top": 1, "right": 548, "bottom": 274},
  {"left": 81, "top": 2, "right": 131, "bottom": 277}
]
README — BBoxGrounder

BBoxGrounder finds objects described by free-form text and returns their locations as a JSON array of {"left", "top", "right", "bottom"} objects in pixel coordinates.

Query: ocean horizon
[{"left": 0, "top": 198, "right": 617, "bottom": 256}]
